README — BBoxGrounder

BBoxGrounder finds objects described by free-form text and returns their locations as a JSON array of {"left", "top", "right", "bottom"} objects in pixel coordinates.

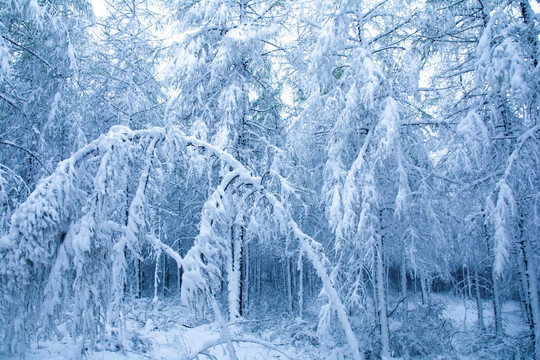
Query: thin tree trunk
[
  {"left": 163, "top": 254, "right": 168, "bottom": 298},
  {"left": 483, "top": 215, "right": 503, "bottom": 335},
  {"left": 385, "top": 263, "right": 390, "bottom": 314},
  {"left": 238, "top": 226, "right": 244, "bottom": 315},
  {"left": 520, "top": 235, "right": 540, "bottom": 357},
  {"left": 475, "top": 267, "right": 485, "bottom": 331},
  {"left": 242, "top": 238, "right": 249, "bottom": 315},
  {"left": 466, "top": 265, "right": 473, "bottom": 299},
  {"left": 153, "top": 249, "right": 161, "bottom": 302},
  {"left": 420, "top": 272, "right": 429, "bottom": 305},
  {"left": 298, "top": 251, "right": 304, "bottom": 319},
  {"left": 401, "top": 242, "right": 407, "bottom": 323},
  {"left": 177, "top": 242, "right": 182, "bottom": 297},
  {"left": 297, "top": 232, "right": 363, "bottom": 360},
  {"left": 178, "top": 200, "right": 182, "bottom": 297},
  {"left": 373, "top": 271, "right": 380, "bottom": 323},
  {"left": 375, "top": 235, "right": 390, "bottom": 359},
  {"left": 286, "top": 256, "right": 293, "bottom": 312},
  {"left": 257, "top": 254, "right": 261, "bottom": 296},
  {"left": 518, "top": 251, "right": 532, "bottom": 328},
  {"left": 292, "top": 254, "right": 297, "bottom": 310},
  {"left": 136, "top": 259, "right": 142, "bottom": 298},
  {"left": 491, "top": 269, "right": 503, "bottom": 336},
  {"left": 228, "top": 226, "right": 242, "bottom": 320},
  {"left": 462, "top": 266, "right": 468, "bottom": 331}
]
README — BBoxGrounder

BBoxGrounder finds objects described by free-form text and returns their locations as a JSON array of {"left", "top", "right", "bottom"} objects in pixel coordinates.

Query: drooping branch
[
  {"left": 1, "top": 35, "right": 57, "bottom": 73},
  {"left": 501, "top": 124, "right": 540, "bottom": 180},
  {"left": 0, "top": 140, "right": 53, "bottom": 175},
  {"left": 183, "top": 134, "right": 362, "bottom": 360},
  {"left": 2, "top": 125, "right": 360, "bottom": 358}
]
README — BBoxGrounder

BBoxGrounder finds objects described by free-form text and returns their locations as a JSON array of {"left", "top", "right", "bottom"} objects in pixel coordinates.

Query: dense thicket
[{"left": 0, "top": 0, "right": 538, "bottom": 359}]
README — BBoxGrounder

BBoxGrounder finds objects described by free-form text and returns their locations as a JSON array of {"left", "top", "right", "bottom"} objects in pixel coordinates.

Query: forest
[{"left": 0, "top": 0, "right": 539, "bottom": 359}]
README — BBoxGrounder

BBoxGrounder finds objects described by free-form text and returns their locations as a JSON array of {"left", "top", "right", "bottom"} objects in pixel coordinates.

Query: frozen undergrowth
[
  {"left": 436, "top": 294, "right": 532, "bottom": 359},
  {"left": 0, "top": 294, "right": 531, "bottom": 359},
  {"left": 0, "top": 298, "right": 317, "bottom": 360}
]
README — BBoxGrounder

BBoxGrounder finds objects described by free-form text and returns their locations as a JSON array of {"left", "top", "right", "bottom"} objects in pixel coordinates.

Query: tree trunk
[
  {"left": 136, "top": 259, "right": 142, "bottom": 298},
  {"left": 375, "top": 235, "right": 390, "bottom": 359},
  {"left": 256, "top": 254, "right": 261, "bottom": 296},
  {"left": 466, "top": 265, "right": 472, "bottom": 299},
  {"left": 520, "top": 235, "right": 540, "bottom": 357},
  {"left": 518, "top": 252, "right": 532, "bottom": 328},
  {"left": 286, "top": 256, "right": 293, "bottom": 312},
  {"left": 177, "top": 241, "right": 182, "bottom": 297},
  {"left": 475, "top": 267, "right": 485, "bottom": 331},
  {"left": 163, "top": 254, "right": 168, "bottom": 298},
  {"left": 228, "top": 225, "right": 242, "bottom": 320},
  {"left": 520, "top": 1, "right": 539, "bottom": 67},
  {"left": 297, "top": 231, "right": 362, "bottom": 360},
  {"left": 491, "top": 269, "right": 503, "bottom": 336},
  {"left": 420, "top": 271, "right": 429, "bottom": 305},
  {"left": 153, "top": 249, "right": 161, "bottom": 302},
  {"left": 401, "top": 242, "right": 407, "bottom": 323},
  {"left": 242, "top": 238, "right": 249, "bottom": 315},
  {"left": 298, "top": 251, "right": 304, "bottom": 319},
  {"left": 373, "top": 272, "right": 380, "bottom": 323},
  {"left": 483, "top": 214, "right": 503, "bottom": 335}
]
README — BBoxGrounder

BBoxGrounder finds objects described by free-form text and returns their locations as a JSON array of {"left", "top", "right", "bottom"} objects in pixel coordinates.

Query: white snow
[
  {"left": 0, "top": 299, "right": 300, "bottom": 360},
  {"left": 439, "top": 294, "right": 527, "bottom": 336}
]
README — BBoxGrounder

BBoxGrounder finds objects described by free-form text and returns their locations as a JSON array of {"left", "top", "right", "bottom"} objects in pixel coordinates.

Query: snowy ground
[
  {"left": 1, "top": 298, "right": 305, "bottom": 360},
  {"left": 0, "top": 295, "right": 530, "bottom": 359},
  {"left": 438, "top": 293, "right": 527, "bottom": 336},
  {"left": 437, "top": 294, "right": 531, "bottom": 359}
]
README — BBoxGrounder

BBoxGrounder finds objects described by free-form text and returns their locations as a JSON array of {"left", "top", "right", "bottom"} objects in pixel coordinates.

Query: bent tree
[{"left": 0, "top": 126, "right": 361, "bottom": 359}]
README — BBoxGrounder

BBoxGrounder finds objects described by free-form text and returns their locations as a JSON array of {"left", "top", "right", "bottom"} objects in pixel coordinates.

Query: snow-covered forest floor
[
  {"left": 440, "top": 296, "right": 530, "bottom": 359},
  {"left": 1, "top": 294, "right": 529, "bottom": 360}
]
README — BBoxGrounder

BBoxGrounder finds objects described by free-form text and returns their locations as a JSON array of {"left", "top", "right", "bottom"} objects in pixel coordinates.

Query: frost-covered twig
[
  {"left": 0, "top": 140, "right": 53, "bottom": 175},
  {"left": 187, "top": 336, "right": 295, "bottom": 360}
]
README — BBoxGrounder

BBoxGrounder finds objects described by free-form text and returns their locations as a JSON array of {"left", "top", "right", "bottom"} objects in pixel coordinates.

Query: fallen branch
[
  {"left": 369, "top": 296, "right": 406, "bottom": 337},
  {"left": 124, "top": 349, "right": 155, "bottom": 359},
  {"left": 387, "top": 296, "right": 407, "bottom": 319},
  {"left": 187, "top": 337, "right": 295, "bottom": 360}
]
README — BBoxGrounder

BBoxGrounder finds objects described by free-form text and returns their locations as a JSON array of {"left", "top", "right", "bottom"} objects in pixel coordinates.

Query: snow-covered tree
[
  {"left": 422, "top": 1, "right": 539, "bottom": 354},
  {"left": 1, "top": 1, "right": 538, "bottom": 358},
  {"left": 166, "top": 0, "right": 292, "bottom": 321},
  {"left": 0, "top": 0, "right": 92, "bottom": 188},
  {"left": 289, "top": 1, "right": 448, "bottom": 356},
  {"left": 85, "top": 0, "right": 166, "bottom": 133},
  {"left": 0, "top": 125, "right": 362, "bottom": 358}
]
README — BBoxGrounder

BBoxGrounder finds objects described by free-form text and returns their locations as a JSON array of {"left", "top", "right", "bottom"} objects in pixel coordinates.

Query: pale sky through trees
[{"left": 89, "top": 0, "right": 108, "bottom": 17}]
